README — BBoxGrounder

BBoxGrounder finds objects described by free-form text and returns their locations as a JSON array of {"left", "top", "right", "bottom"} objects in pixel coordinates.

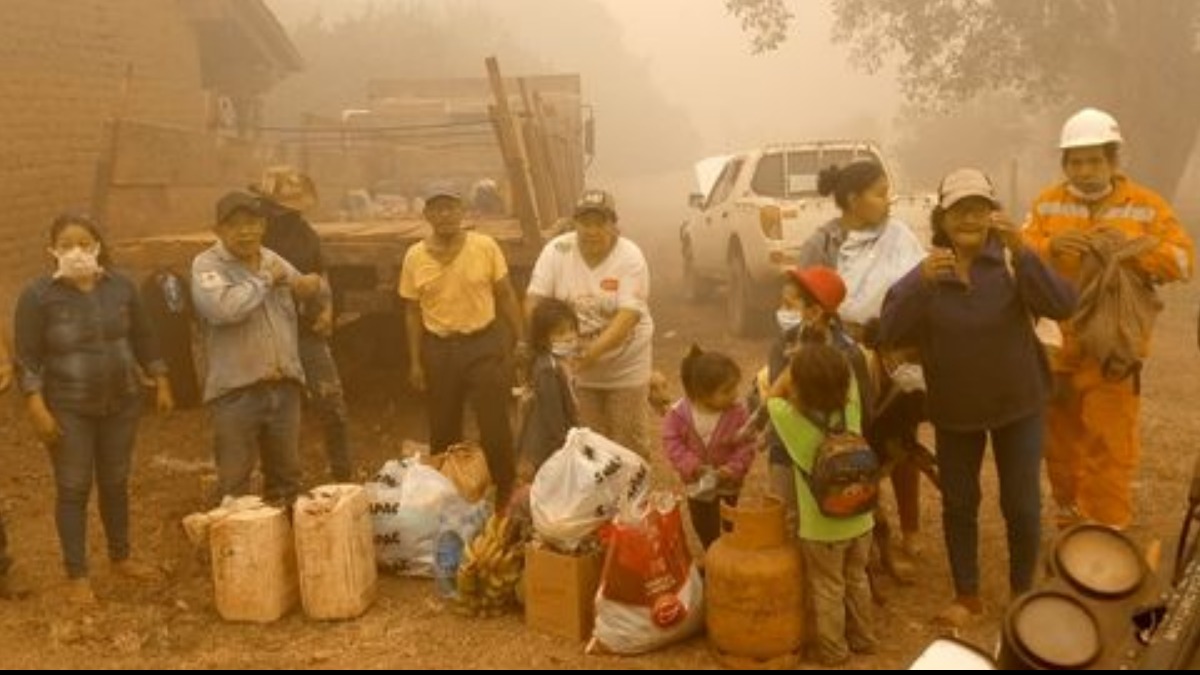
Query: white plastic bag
[
  {"left": 364, "top": 458, "right": 461, "bottom": 576},
  {"left": 530, "top": 427, "right": 649, "bottom": 552}
]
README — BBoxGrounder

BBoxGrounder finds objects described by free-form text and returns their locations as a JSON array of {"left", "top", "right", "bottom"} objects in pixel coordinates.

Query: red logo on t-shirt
[{"left": 600, "top": 278, "right": 620, "bottom": 292}]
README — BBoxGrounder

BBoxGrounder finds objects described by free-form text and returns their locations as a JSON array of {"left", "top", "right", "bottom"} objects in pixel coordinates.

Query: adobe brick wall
[{"left": 0, "top": 1, "right": 205, "bottom": 315}]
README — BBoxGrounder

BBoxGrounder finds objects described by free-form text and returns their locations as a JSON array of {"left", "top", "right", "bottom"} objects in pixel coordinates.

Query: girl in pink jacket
[{"left": 661, "top": 345, "right": 756, "bottom": 549}]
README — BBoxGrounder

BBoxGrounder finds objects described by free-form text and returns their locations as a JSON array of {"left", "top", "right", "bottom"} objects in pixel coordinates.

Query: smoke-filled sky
[
  {"left": 266, "top": 0, "right": 900, "bottom": 155},
  {"left": 593, "top": 0, "right": 900, "bottom": 153},
  {"left": 265, "top": 0, "right": 904, "bottom": 239}
]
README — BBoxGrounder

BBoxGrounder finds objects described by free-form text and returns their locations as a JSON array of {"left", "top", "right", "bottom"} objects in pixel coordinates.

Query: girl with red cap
[{"left": 751, "top": 265, "right": 872, "bottom": 536}]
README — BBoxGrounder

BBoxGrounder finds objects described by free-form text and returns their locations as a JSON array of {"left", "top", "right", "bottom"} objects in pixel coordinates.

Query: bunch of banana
[{"left": 454, "top": 513, "right": 524, "bottom": 618}]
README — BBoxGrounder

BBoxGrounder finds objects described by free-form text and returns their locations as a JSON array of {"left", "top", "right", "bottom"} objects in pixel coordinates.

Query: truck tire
[
  {"left": 681, "top": 238, "right": 712, "bottom": 303},
  {"left": 726, "top": 249, "right": 761, "bottom": 337}
]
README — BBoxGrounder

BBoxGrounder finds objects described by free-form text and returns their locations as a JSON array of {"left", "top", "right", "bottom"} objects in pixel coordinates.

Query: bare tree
[{"left": 726, "top": 0, "right": 1200, "bottom": 198}]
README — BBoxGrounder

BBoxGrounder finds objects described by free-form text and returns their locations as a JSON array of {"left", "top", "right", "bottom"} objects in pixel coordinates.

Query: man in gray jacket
[{"left": 191, "top": 191, "right": 327, "bottom": 505}]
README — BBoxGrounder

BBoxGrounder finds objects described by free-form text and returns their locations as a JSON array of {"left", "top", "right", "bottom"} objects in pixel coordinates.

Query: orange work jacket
[{"left": 1023, "top": 175, "right": 1194, "bottom": 369}]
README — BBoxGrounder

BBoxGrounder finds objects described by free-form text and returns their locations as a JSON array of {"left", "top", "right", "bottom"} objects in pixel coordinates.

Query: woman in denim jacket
[{"left": 14, "top": 213, "right": 173, "bottom": 604}]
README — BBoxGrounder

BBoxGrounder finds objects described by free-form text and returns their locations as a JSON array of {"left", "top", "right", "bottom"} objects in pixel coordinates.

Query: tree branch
[{"left": 724, "top": 0, "right": 794, "bottom": 53}]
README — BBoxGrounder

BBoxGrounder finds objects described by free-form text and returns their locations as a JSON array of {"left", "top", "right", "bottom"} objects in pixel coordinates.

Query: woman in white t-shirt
[{"left": 525, "top": 189, "right": 654, "bottom": 457}]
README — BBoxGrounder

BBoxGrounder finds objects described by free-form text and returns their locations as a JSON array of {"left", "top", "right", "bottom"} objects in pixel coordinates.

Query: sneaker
[
  {"left": 0, "top": 567, "right": 32, "bottom": 600},
  {"left": 111, "top": 558, "right": 164, "bottom": 582},
  {"left": 61, "top": 578, "right": 97, "bottom": 607}
]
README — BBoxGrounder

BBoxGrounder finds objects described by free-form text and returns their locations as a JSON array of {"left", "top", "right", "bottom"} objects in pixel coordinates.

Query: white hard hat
[{"left": 1059, "top": 107, "right": 1123, "bottom": 149}]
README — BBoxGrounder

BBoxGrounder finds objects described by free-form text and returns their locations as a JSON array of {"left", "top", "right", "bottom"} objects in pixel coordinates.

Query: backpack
[{"left": 797, "top": 410, "right": 880, "bottom": 519}]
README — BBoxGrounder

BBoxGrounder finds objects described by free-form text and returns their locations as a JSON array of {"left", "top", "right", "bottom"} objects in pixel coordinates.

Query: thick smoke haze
[
  {"left": 265, "top": 0, "right": 1200, "bottom": 261},
  {"left": 264, "top": 0, "right": 903, "bottom": 259}
]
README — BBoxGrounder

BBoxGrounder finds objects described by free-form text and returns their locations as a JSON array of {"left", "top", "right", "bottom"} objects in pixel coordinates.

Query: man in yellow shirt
[
  {"left": 1024, "top": 108, "right": 1195, "bottom": 529},
  {"left": 398, "top": 182, "right": 526, "bottom": 507}
]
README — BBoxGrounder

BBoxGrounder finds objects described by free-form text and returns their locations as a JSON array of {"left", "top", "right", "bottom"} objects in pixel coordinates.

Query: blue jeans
[
  {"left": 51, "top": 395, "right": 143, "bottom": 579},
  {"left": 935, "top": 412, "right": 1043, "bottom": 597},
  {"left": 211, "top": 381, "right": 302, "bottom": 505},
  {"left": 298, "top": 331, "right": 353, "bottom": 481}
]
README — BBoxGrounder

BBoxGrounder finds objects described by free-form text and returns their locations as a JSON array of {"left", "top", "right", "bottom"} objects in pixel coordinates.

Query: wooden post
[
  {"left": 519, "top": 79, "right": 561, "bottom": 223},
  {"left": 532, "top": 91, "right": 572, "bottom": 218},
  {"left": 488, "top": 105, "right": 531, "bottom": 225},
  {"left": 486, "top": 56, "right": 543, "bottom": 241}
]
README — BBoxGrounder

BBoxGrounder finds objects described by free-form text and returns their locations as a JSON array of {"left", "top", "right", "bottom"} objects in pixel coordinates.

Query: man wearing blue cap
[{"left": 398, "top": 181, "right": 526, "bottom": 507}]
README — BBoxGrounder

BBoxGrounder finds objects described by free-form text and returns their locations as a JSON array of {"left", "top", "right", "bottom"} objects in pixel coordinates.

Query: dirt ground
[{"left": 0, "top": 238, "right": 1197, "bottom": 670}]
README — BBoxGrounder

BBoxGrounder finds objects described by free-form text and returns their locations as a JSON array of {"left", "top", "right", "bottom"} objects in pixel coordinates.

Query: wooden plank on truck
[
  {"left": 533, "top": 91, "right": 573, "bottom": 216},
  {"left": 540, "top": 97, "right": 585, "bottom": 201},
  {"left": 518, "top": 79, "right": 561, "bottom": 224},
  {"left": 486, "top": 56, "right": 543, "bottom": 240}
]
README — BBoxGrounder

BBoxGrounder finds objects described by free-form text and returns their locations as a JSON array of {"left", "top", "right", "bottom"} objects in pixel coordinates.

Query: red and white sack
[{"left": 586, "top": 492, "right": 705, "bottom": 655}]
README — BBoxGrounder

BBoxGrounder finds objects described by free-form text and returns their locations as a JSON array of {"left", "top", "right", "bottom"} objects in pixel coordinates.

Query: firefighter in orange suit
[{"left": 1023, "top": 108, "right": 1194, "bottom": 529}]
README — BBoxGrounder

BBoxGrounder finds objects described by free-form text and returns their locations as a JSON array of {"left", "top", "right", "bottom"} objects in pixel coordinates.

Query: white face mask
[
  {"left": 52, "top": 246, "right": 102, "bottom": 280},
  {"left": 890, "top": 363, "right": 926, "bottom": 393},
  {"left": 776, "top": 309, "right": 804, "bottom": 333},
  {"left": 550, "top": 339, "right": 578, "bottom": 358},
  {"left": 1067, "top": 182, "right": 1113, "bottom": 203}
]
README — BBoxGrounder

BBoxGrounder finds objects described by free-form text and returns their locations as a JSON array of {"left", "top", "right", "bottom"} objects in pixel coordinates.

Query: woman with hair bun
[
  {"left": 795, "top": 159, "right": 929, "bottom": 567},
  {"left": 798, "top": 160, "right": 927, "bottom": 333}
]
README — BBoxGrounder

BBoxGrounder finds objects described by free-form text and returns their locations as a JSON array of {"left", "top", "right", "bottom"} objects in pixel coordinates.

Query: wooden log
[
  {"left": 486, "top": 56, "right": 543, "bottom": 241},
  {"left": 518, "top": 79, "right": 560, "bottom": 224},
  {"left": 533, "top": 92, "right": 574, "bottom": 218}
]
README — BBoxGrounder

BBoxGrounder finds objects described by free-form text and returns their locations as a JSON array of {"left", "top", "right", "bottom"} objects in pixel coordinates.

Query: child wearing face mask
[
  {"left": 748, "top": 266, "right": 872, "bottom": 536},
  {"left": 516, "top": 298, "right": 581, "bottom": 480},
  {"left": 662, "top": 344, "right": 755, "bottom": 550}
]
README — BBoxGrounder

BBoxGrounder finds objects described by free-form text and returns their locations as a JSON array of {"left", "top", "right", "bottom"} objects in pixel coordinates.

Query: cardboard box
[{"left": 523, "top": 544, "right": 605, "bottom": 641}]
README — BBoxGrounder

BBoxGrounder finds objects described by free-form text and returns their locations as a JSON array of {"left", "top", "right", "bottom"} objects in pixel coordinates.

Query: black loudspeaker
[{"left": 997, "top": 523, "right": 1153, "bottom": 670}]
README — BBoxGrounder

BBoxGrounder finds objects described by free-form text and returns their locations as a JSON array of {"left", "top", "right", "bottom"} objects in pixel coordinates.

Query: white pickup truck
[{"left": 678, "top": 140, "right": 934, "bottom": 335}]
